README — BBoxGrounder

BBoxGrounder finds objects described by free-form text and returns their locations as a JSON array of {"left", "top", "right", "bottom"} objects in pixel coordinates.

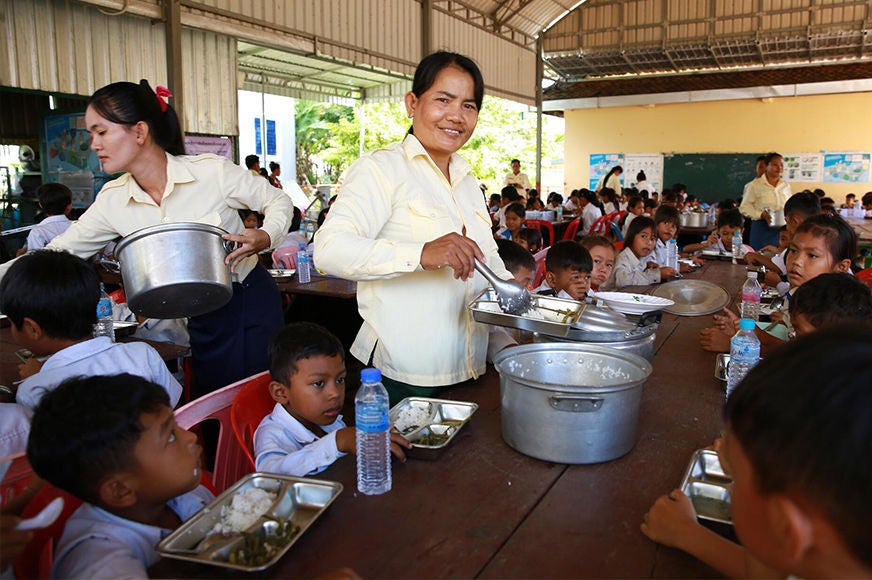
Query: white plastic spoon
[{"left": 15, "top": 497, "right": 64, "bottom": 531}]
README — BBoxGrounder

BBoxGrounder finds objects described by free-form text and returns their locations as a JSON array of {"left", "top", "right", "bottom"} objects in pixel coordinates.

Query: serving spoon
[{"left": 473, "top": 258, "right": 533, "bottom": 315}]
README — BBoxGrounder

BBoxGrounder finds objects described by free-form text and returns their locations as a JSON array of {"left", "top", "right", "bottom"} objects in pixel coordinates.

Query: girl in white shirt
[{"left": 612, "top": 216, "right": 676, "bottom": 288}]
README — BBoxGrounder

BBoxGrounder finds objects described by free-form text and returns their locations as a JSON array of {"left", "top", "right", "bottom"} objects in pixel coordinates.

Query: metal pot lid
[
  {"left": 540, "top": 303, "right": 657, "bottom": 342},
  {"left": 650, "top": 279, "right": 731, "bottom": 316},
  {"left": 116, "top": 222, "right": 229, "bottom": 254}
]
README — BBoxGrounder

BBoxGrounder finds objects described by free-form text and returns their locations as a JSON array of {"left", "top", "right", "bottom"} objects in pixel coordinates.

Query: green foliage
[{"left": 294, "top": 96, "right": 563, "bottom": 191}]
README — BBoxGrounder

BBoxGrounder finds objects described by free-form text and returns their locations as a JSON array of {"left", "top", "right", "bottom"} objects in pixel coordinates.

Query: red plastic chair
[
  {"left": 230, "top": 371, "right": 275, "bottom": 469},
  {"left": 562, "top": 217, "right": 582, "bottom": 240},
  {"left": 1, "top": 452, "right": 33, "bottom": 508},
  {"left": 13, "top": 484, "right": 82, "bottom": 580},
  {"left": 174, "top": 376, "right": 259, "bottom": 493},
  {"left": 857, "top": 267, "right": 872, "bottom": 289},
  {"left": 524, "top": 219, "right": 556, "bottom": 247},
  {"left": 531, "top": 247, "right": 549, "bottom": 288}
]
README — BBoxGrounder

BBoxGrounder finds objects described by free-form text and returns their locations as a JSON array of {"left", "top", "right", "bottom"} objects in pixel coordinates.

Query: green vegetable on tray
[{"left": 227, "top": 519, "right": 300, "bottom": 567}]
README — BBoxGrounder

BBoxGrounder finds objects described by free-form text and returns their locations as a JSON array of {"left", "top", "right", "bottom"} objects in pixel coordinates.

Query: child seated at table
[
  {"left": 496, "top": 238, "right": 535, "bottom": 289},
  {"left": 642, "top": 325, "right": 872, "bottom": 578},
  {"left": 28, "top": 374, "right": 214, "bottom": 578},
  {"left": 20, "top": 183, "right": 73, "bottom": 254},
  {"left": 699, "top": 214, "right": 856, "bottom": 352},
  {"left": 650, "top": 205, "right": 699, "bottom": 273},
  {"left": 515, "top": 227, "right": 543, "bottom": 254},
  {"left": 788, "top": 272, "right": 872, "bottom": 337},
  {"left": 579, "top": 235, "right": 616, "bottom": 293},
  {"left": 621, "top": 196, "right": 644, "bottom": 239},
  {"left": 497, "top": 202, "right": 526, "bottom": 241},
  {"left": 612, "top": 217, "right": 676, "bottom": 289},
  {"left": 682, "top": 209, "right": 753, "bottom": 257},
  {"left": 254, "top": 322, "right": 409, "bottom": 477},
  {"left": 643, "top": 197, "right": 658, "bottom": 216},
  {"left": 0, "top": 250, "right": 182, "bottom": 409},
  {"left": 534, "top": 240, "right": 592, "bottom": 301}
]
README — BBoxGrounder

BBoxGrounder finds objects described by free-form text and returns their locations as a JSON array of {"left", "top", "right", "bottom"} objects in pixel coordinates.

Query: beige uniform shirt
[
  {"left": 740, "top": 175, "right": 792, "bottom": 219},
  {"left": 5, "top": 153, "right": 292, "bottom": 282},
  {"left": 504, "top": 170, "right": 531, "bottom": 191},
  {"left": 314, "top": 135, "right": 510, "bottom": 387}
]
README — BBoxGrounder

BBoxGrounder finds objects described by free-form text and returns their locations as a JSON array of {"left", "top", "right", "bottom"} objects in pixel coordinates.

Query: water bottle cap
[
  {"left": 739, "top": 318, "right": 756, "bottom": 330},
  {"left": 360, "top": 368, "right": 382, "bottom": 383},
  {"left": 299, "top": 243, "right": 306, "bottom": 250}
]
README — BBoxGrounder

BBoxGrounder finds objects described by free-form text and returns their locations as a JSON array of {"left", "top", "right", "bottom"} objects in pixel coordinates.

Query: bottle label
[
  {"left": 356, "top": 407, "right": 389, "bottom": 433},
  {"left": 741, "top": 291, "right": 760, "bottom": 302},
  {"left": 96, "top": 298, "right": 112, "bottom": 318}
]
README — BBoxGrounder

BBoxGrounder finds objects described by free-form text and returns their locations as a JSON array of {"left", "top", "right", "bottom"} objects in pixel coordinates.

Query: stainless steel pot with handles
[
  {"left": 104, "top": 222, "right": 236, "bottom": 319},
  {"left": 494, "top": 343, "right": 652, "bottom": 464}
]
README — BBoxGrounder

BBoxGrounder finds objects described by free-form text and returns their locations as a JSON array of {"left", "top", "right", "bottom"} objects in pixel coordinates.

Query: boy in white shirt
[
  {"left": 0, "top": 251, "right": 182, "bottom": 410},
  {"left": 254, "top": 322, "right": 410, "bottom": 477},
  {"left": 534, "top": 241, "right": 592, "bottom": 301},
  {"left": 20, "top": 183, "right": 72, "bottom": 253},
  {"left": 28, "top": 374, "right": 212, "bottom": 579}
]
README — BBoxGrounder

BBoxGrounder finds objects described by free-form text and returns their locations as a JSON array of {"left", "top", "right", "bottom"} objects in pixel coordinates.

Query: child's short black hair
[
  {"left": 269, "top": 322, "right": 345, "bottom": 384},
  {"left": 626, "top": 195, "right": 643, "bottom": 210},
  {"left": 718, "top": 198, "right": 737, "bottom": 211},
  {"left": 794, "top": 214, "right": 856, "bottom": 263},
  {"left": 36, "top": 183, "right": 73, "bottom": 216},
  {"left": 501, "top": 186, "right": 521, "bottom": 202},
  {"left": 624, "top": 215, "right": 655, "bottom": 249},
  {"left": 725, "top": 325, "right": 872, "bottom": 568},
  {"left": 504, "top": 202, "right": 526, "bottom": 220},
  {"left": 662, "top": 190, "right": 678, "bottom": 204},
  {"left": 496, "top": 238, "right": 535, "bottom": 276},
  {"left": 27, "top": 374, "right": 170, "bottom": 504},
  {"left": 653, "top": 204, "right": 679, "bottom": 226},
  {"left": 789, "top": 273, "right": 872, "bottom": 328},
  {"left": 0, "top": 250, "right": 98, "bottom": 340},
  {"left": 545, "top": 240, "right": 592, "bottom": 274},
  {"left": 516, "top": 228, "right": 542, "bottom": 251},
  {"left": 489, "top": 193, "right": 501, "bottom": 205},
  {"left": 643, "top": 198, "right": 658, "bottom": 211},
  {"left": 784, "top": 190, "right": 821, "bottom": 219},
  {"left": 716, "top": 208, "right": 744, "bottom": 229},
  {"left": 290, "top": 206, "right": 302, "bottom": 232},
  {"left": 579, "top": 234, "right": 615, "bottom": 254}
]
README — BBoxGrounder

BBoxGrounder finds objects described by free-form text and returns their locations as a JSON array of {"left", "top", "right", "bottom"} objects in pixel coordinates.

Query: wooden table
[
  {"left": 844, "top": 216, "right": 872, "bottom": 244},
  {"left": 153, "top": 259, "right": 747, "bottom": 579},
  {"left": 275, "top": 275, "right": 356, "bottom": 299}
]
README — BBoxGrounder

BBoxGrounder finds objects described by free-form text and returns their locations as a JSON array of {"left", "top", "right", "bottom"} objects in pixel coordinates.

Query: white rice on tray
[
  {"left": 211, "top": 487, "right": 277, "bottom": 534},
  {"left": 394, "top": 403, "right": 432, "bottom": 433}
]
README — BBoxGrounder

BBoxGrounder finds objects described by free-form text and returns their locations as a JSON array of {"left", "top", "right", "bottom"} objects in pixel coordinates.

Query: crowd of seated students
[{"left": 2, "top": 176, "right": 871, "bottom": 578}]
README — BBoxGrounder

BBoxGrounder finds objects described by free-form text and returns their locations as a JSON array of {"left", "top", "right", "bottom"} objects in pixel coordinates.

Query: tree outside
[{"left": 295, "top": 96, "right": 564, "bottom": 193}]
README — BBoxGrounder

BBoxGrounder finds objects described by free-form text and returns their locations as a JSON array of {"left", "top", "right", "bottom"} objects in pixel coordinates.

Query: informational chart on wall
[
  {"left": 782, "top": 153, "right": 822, "bottom": 183},
  {"left": 623, "top": 154, "right": 664, "bottom": 193},
  {"left": 822, "top": 151, "right": 871, "bottom": 184},
  {"left": 589, "top": 153, "right": 624, "bottom": 189}
]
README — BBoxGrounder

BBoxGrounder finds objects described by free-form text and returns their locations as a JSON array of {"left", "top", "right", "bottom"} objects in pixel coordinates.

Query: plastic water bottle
[
  {"left": 556, "top": 205, "right": 564, "bottom": 222},
  {"left": 93, "top": 283, "right": 114, "bottom": 341},
  {"left": 666, "top": 238, "right": 679, "bottom": 272},
  {"left": 741, "top": 271, "right": 762, "bottom": 321},
  {"left": 296, "top": 243, "right": 311, "bottom": 283},
  {"left": 355, "top": 368, "right": 391, "bottom": 495},
  {"left": 306, "top": 219, "right": 316, "bottom": 240},
  {"left": 726, "top": 318, "right": 760, "bottom": 400},
  {"left": 731, "top": 230, "right": 743, "bottom": 264}
]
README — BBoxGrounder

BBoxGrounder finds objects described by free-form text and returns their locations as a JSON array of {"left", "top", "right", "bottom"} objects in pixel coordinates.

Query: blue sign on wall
[
  {"left": 266, "top": 120, "right": 276, "bottom": 156},
  {"left": 254, "top": 118, "right": 262, "bottom": 155}
]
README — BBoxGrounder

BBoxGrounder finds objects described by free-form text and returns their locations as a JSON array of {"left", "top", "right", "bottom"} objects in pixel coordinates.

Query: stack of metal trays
[{"left": 680, "top": 449, "right": 733, "bottom": 525}]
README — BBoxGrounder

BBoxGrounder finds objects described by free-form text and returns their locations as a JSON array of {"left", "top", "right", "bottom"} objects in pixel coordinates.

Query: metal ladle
[{"left": 473, "top": 258, "right": 533, "bottom": 315}]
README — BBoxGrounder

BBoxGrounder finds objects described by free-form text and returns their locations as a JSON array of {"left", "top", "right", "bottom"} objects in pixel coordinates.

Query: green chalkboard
[{"left": 663, "top": 154, "right": 759, "bottom": 203}]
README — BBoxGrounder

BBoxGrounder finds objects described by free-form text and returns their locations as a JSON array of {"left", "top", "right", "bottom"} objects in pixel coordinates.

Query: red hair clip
[{"left": 155, "top": 85, "right": 173, "bottom": 112}]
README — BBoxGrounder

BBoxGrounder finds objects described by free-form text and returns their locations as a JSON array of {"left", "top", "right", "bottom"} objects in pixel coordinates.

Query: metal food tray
[
  {"left": 157, "top": 473, "right": 342, "bottom": 572},
  {"left": 680, "top": 449, "right": 733, "bottom": 526},
  {"left": 700, "top": 249, "right": 732, "bottom": 261},
  {"left": 268, "top": 268, "right": 296, "bottom": 279},
  {"left": 468, "top": 288, "right": 584, "bottom": 337},
  {"left": 390, "top": 397, "right": 478, "bottom": 460},
  {"left": 715, "top": 354, "right": 730, "bottom": 382}
]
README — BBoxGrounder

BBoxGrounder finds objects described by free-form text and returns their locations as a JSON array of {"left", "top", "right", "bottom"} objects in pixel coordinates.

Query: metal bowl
[{"left": 650, "top": 279, "right": 731, "bottom": 316}]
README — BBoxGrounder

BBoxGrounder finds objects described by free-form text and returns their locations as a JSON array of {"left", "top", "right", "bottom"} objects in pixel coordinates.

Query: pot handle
[
  {"left": 549, "top": 395, "right": 604, "bottom": 413},
  {"left": 100, "top": 257, "right": 121, "bottom": 275},
  {"left": 222, "top": 239, "right": 239, "bottom": 254}
]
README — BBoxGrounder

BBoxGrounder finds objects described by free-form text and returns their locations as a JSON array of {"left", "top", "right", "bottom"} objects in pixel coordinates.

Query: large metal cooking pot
[
  {"left": 108, "top": 222, "right": 235, "bottom": 319},
  {"left": 534, "top": 304, "right": 658, "bottom": 361},
  {"left": 768, "top": 208, "right": 786, "bottom": 227},
  {"left": 494, "top": 343, "right": 652, "bottom": 464}
]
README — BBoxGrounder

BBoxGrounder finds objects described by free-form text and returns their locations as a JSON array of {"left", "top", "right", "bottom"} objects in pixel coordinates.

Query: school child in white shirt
[
  {"left": 21, "top": 183, "right": 73, "bottom": 254},
  {"left": 534, "top": 241, "right": 593, "bottom": 301},
  {"left": 28, "top": 374, "right": 213, "bottom": 579},
  {"left": 0, "top": 251, "right": 182, "bottom": 410},
  {"left": 254, "top": 322, "right": 410, "bottom": 477},
  {"left": 612, "top": 216, "right": 676, "bottom": 288}
]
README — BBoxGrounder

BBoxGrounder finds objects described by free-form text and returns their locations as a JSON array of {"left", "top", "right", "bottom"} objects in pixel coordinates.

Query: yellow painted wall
[{"left": 563, "top": 92, "right": 872, "bottom": 202}]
